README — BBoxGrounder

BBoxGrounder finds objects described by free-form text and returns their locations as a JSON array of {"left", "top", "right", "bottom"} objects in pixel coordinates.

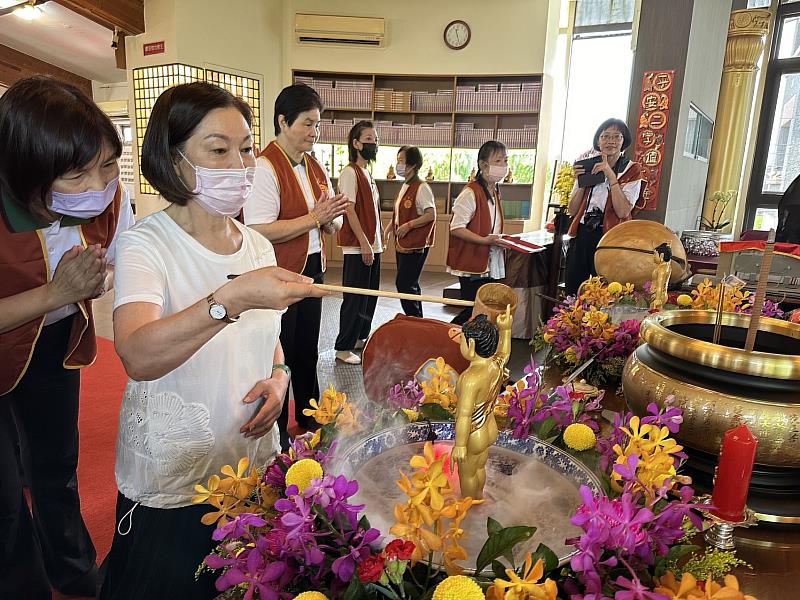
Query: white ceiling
[{"left": 0, "top": 1, "right": 126, "bottom": 83}]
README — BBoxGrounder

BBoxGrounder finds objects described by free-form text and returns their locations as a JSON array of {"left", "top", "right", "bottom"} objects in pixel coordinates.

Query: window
[
  {"left": 683, "top": 104, "right": 713, "bottom": 161},
  {"left": 575, "top": 0, "right": 635, "bottom": 28},
  {"left": 745, "top": 1, "right": 800, "bottom": 228}
]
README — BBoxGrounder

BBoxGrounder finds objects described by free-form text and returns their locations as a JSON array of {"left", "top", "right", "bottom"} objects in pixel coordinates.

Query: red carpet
[{"left": 52, "top": 336, "right": 126, "bottom": 600}]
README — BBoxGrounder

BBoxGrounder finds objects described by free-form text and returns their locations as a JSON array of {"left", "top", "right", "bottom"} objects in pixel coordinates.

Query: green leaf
[
  {"left": 654, "top": 543, "right": 701, "bottom": 577},
  {"left": 419, "top": 403, "right": 453, "bottom": 421},
  {"left": 342, "top": 577, "right": 367, "bottom": 600},
  {"left": 487, "top": 516, "right": 503, "bottom": 536},
  {"left": 475, "top": 524, "right": 537, "bottom": 575},
  {"left": 492, "top": 559, "right": 508, "bottom": 579},
  {"left": 529, "top": 543, "right": 559, "bottom": 574},
  {"left": 358, "top": 514, "right": 372, "bottom": 531},
  {"left": 537, "top": 416, "right": 556, "bottom": 440}
]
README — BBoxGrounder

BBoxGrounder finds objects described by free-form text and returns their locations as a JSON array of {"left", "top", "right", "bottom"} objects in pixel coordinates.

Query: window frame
[{"left": 745, "top": 1, "right": 800, "bottom": 228}]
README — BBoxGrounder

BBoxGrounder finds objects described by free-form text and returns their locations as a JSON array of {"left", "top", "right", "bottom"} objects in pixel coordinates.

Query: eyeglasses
[{"left": 599, "top": 133, "right": 624, "bottom": 141}]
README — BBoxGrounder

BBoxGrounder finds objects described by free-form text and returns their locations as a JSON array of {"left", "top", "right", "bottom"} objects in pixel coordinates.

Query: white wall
[{"left": 663, "top": 0, "right": 732, "bottom": 234}]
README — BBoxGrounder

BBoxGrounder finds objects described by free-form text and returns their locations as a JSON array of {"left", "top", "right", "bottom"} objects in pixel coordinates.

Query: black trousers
[
  {"left": 0, "top": 316, "right": 96, "bottom": 599},
  {"left": 99, "top": 493, "right": 218, "bottom": 600},
  {"left": 451, "top": 275, "right": 497, "bottom": 325},
  {"left": 395, "top": 248, "right": 429, "bottom": 318},
  {"left": 565, "top": 222, "right": 605, "bottom": 296},
  {"left": 277, "top": 252, "right": 323, "bottom": 444},
  {"left": 335, "top": 252, "right": 381, "bottom": 351}
]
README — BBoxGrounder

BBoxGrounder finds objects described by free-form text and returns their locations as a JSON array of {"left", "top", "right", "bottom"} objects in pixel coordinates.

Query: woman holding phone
[{"left": 565, "top": 118, "right": 643, "bottom": 295}]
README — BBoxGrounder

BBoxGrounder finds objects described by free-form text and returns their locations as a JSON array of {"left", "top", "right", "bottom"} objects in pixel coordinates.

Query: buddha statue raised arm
[{"left": 451, "top": 307, "right": 512, "bottom": 499}]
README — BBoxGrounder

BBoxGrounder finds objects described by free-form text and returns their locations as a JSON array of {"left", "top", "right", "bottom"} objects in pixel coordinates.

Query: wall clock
[{"left": 444, "top": 20, "right": 471, "bottom": 50}]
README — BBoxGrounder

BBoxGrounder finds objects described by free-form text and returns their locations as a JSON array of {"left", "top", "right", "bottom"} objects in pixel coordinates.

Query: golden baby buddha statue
[
  {"left": 451, "top": 307, "right": 513, "bottom": 499},
  {"left": 650, "top": 242, "right": 672, "bottom": 311}
]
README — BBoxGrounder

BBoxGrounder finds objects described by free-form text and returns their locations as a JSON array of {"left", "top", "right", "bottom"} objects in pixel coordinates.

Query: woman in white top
[
  {"left": 565, "top": 118, "right": 643, "bottom": 295},
  {"left": 100, "top": 83, "right": 324, "bottom": 600},
  {"left": 384, "top": 145, "right": 436, "bottom": 317},
  {"left": 446, "top": 140, "right": 509, "bottom": 325},
  {"left": 334, "top": 120, "right": 383, "bottom": 365},
  {"left": 244, "top": 83, "right": 348, "bottom": 444}
]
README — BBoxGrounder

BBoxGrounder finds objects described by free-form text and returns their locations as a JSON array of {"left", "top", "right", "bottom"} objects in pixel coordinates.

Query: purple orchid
[
  {"left": 330, "top": 526, "right": 381, "bottom": 582},
  {"left": 612, "top": 575, "right": 669, "bottom": 600},
  {"left": 212, "top": 513, "right": 267, "bottom": 542},
  {"left": 387, "top": 380, "right": 424, "bottom": 410}
]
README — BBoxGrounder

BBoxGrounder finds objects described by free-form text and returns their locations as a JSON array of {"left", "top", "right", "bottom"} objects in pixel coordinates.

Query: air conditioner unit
[{"left": 295, "top": 14, "right": 385, "bottom": 48}]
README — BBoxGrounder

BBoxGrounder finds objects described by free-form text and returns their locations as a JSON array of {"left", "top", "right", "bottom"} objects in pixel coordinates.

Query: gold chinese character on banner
[{"left": 653, "top": 72, "right": 673, "bottom": 91}]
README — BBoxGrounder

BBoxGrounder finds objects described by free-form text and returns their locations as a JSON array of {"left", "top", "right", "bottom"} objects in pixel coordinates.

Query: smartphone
[{"left": 574, "top": 156, "right": 605, "bottom": 188}]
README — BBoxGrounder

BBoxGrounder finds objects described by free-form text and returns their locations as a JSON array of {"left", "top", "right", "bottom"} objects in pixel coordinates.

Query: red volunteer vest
[
  {"left": 260, "top": 141, "right": 330, "bottom": 274},
  {"left": 337, "top": 164, "right": 378, "bottom": 248},
  {"left": 446, "top": 182, "right": 504, "bottom": 274},
  {"left": 567, "top": 161, "right": 644, "bottom": 237},
  {"left": 0, "top": 187, "right": 121, "bottom": 395},
  {"left": 393, "top": 180, "right": 435, "bottom": 252}
]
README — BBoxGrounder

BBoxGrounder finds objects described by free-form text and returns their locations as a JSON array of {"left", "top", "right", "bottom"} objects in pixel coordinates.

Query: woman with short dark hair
[
  {"left": 384, "top": 145, "right": 436, "bottom": 317},
  {"left": 244, "top": 83, "right": 348, "bottom": 445},
  {"left": 0, "top": 75, "right": 135, "bottom": 599},
  {"left": 334, "top": 120, "right": 383, "bottom": 364},
  {"left": 564, "top": 117, "right": 643, "bottom": 295},
  {"left": 100, "top": 82, "right": 324, "bottom": 599},
  {"left": 447, "top": 140, "right": 509, "bottom": 325}
]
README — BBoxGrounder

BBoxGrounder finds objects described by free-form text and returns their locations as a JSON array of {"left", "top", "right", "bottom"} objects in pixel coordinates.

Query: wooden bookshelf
[{"left": 294, "top": 70, "right": 542, "bottom": 221}]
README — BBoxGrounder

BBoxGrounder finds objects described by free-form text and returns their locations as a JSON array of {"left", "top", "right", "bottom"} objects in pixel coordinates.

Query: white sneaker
[{"left": 335, "top": 350, "right": 361, "bottom": 365}]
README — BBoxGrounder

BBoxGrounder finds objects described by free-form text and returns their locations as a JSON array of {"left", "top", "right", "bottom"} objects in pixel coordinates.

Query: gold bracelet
[{"left": 309, "top": 211, "right": 321, "bottom": 229}]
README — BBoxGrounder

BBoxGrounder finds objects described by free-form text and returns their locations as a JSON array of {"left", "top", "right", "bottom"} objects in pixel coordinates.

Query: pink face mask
[
  {"left": 178, "top": 149, "right": 256, "bottom": 217},
  {"left": 485, "top": 164, "right": 509, "bottom": 183},
  {"left": 50, "top": 177, "right": 118, "bottom": 219}
]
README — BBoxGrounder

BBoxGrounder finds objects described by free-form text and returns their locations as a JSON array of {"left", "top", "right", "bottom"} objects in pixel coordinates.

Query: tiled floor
[{"left": 94, "top": 265, "right": 535, "bottom": 404}]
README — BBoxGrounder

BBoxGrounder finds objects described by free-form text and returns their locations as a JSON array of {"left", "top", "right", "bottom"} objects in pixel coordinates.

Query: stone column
[{"left": 702, "top": 9, "right": 770, "bottom": 232}]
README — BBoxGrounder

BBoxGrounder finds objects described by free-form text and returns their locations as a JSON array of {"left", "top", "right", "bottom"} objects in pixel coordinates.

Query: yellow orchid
[
  {"left": 655, "top": 572, "right": 757, "bottom": 600},
  {"left": 487, "top": 555, "right": 558, "bottom": 600},
  {"left": 192, "top": 474, "right": 225, "bottom": 505},
  {"left": 419, "top": 357, "right": 459, "bottom": 412},
  {"left": 389, "top": 502, "right": 443, "bottom": 560},
  {"left": 303, "top": 384, "right": 360, "bottom": 433},
  {"left": 200, "top": 494, "right": 240, "bottom": 526},
  {"left": 220, "top": 457, "right": 260, "bottom": 500},
  {"left": 409, "top": 440, "right": 441, "bottom": 471}
]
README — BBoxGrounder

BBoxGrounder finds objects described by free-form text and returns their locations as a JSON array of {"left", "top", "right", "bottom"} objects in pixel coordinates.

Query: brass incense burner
[{"left": 623, "top": 310, "right": 800, "bottom": 523}]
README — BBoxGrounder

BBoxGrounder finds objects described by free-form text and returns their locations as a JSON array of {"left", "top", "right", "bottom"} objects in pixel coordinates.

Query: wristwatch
[{"left": 206, "top": 293, "right": 239, "bottom": 324}]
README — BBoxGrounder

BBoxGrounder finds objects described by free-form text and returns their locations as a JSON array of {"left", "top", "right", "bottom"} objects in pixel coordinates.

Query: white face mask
[
  {"left": 178, "top": 149, "right": 256, "bottom": 217},
  {"left": 395, "top": 163, "right": 406, "bottom": 178},
  {"left": 50, "top": 177, "right": 119, "bottom": 219},
  {"left": 485, "top": 164, "right": 509, "bottom": 183}
]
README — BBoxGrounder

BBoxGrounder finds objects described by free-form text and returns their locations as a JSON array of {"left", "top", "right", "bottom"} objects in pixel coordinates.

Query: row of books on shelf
[
  {"left": 295, "top": 75, "right": 372, "bottom": 110},
  {"left": 455, "top": 82, "right": 541, "bottom": 112},
  {"left": 319, "top": 118, "right": 538, "bottom": 149},
  {"left": 294, "top": 75, "right": 541, "bottom": 113}
]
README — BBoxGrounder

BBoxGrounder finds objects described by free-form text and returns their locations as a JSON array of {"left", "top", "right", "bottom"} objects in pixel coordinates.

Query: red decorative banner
[
  {"left": 633, "top": 70, "right": 674, "bottom": 211},
  {"left": 143, "top": 41, "right": 165, "bottom": 56}
]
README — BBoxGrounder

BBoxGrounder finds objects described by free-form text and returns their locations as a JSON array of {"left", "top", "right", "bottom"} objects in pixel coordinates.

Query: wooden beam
[
  {"left": 0, "top": 44, "right": 92, "bottom": 97},
  {"left": 53, "top": 0, "right": 144, "bottom": 35},
  {"left": 115, "top": 32, "right": 127, "bottom": 70}
]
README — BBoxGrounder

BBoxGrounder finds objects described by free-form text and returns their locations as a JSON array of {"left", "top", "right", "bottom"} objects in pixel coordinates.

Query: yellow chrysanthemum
[
  {"left": 676, "top": 294, "right": 693, "bottom": 307},
  {"left": 285, "top": 459, "right": 323, "bottom": 493},
  {"left": 293, "top": 592, "right": 329, "bottom": 600},
  {"left": 432, "top": 575, "right": 484, "bottom": 600},
  {"left": 607, "top": 281, "right": 623, "bottom": 295},
  {"left": 563, "top": 423, "right": 597, "bottom": 451}
]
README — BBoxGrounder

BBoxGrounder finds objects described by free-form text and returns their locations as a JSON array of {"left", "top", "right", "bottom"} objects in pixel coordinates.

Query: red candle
[{"left": 711, "top": 423, "right": 758, "bottom": 522}]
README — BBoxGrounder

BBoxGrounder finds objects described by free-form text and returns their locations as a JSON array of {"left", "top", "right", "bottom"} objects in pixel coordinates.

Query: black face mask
[{"left": 358, "top": 142, "right": 378, "bottom": 161}]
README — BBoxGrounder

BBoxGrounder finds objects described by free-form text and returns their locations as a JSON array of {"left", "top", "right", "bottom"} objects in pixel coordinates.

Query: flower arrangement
[
  {"left": 700, "top": 190, "right": 736, "bottom": 232},
  {"left": 671, "top": 278, "right": 784, "bottom": 319},
  {"left": 552, "top": 162, "right": 576, "bottom": 210},
  {"left": 533, "top": 277, "right": 644, "bottom": 386},
  {"left": 194, "top": 376, "right": 759, "bottom": 600}
]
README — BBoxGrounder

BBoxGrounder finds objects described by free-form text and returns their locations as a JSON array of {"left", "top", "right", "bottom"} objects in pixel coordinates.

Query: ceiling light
[{"left": 14, "top": 4, "right": 43, "bottom": 19}]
